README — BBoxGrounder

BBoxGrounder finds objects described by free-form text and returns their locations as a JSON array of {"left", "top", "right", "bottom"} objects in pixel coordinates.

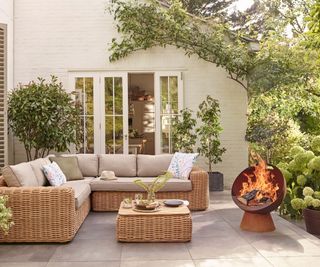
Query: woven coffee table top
[{"left": 118, "top": 200, "right": 190, "bottom": 216}]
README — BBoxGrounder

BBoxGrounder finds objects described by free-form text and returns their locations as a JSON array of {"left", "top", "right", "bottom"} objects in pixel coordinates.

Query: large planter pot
[
  {"left": 208, "top": 171, "right": 224, "bottom": 191},
  {"left": 303, "top": 208, "right": 320, "bottom": 235}
]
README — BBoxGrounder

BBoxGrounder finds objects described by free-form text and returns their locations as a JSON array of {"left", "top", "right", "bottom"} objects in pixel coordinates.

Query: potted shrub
[
  {"left": 291, "top": 187, "right": 320, "bottom": 235},
  {"left": 172, "top": 108, "right": 197, "bottom": 153},
  {"left": 8, "top": 76, "right": 81, "bottom": 160},
  {"left": 277, "top": 136, "right": 320, "bottom": 219},
  {"left": 196, "top": 96, "right": 226, "bottom": 191},
  {"left": 0, "top": 195, "right": 14, "bottom": 235}
]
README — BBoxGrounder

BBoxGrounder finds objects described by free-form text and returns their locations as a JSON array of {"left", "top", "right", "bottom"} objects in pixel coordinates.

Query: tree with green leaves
[
  {"left": 306, "top": 0, "right": 320, "bottom": 47},
  {"left": 8, "top": 76, "right": 81, "bottom": 161},
  {"left": 172, "top": 108, "right": 197, "bottom": 152},
  {"left": 108, "top": 0, "right": 320, "bottom": 164},
  {"left": 246, "top": 111, "right": 301, "bottom": 164},
  {"left": 196, "top": 96, "right": 226, "bottom": 172},
  {"left": 108, "top": 0, "right": 252, "bottom": 91}
]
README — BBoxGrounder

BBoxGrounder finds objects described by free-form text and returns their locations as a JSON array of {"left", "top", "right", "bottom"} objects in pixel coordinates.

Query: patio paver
[{"left": 0, "top": 191, "right": 320, "bottom": 266}]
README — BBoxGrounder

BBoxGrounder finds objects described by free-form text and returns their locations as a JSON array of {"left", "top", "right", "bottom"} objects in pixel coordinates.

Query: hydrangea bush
[
  {"left": 0, "top": 195, "right": 14, "bottom": 234},
  {"left": 278, "top": 136, "right": 320, "bottom": 218},
  {"left": 291, "top": 187, "right": 320, "bottom": 212}
]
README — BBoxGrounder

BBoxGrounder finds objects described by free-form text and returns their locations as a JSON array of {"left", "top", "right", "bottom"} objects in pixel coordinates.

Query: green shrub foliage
[
  {"left": 278, "top": 137, "right": 320, "bottom": 218},
  {"left": 172, "top": 108, "right": 197, "bottom": 153},
  {"left": 196, "top": 96, "right": 226, "bottom": 172},
  {"left": 8, "top": 76, "right": 81, "bottom": 160},
  {"left": 0, "top": 196, "right": 13, "bottom": 235}
]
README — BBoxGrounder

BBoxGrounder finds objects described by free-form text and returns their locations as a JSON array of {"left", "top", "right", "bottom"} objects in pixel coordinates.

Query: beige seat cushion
[
  {"left": 82, "top": 177, "right": 96, "bottom": 183},
  {"left": 62, "top": 154, "right": 99, "bottom": 177},
  {"left": 30, "top": 158, "right": 51, "bottom": 186},
  {"left": 137, "top": 154, "right": 173, "bottom": 177},
  {"left": 99, "top": 155, "right": 136, "bottom": 177},
  {"left": 2, "top": 162, "right": 38, "bottom": 187},
  {"left": 61, "top": 181, "right": 91, "bottom": 209},
  {"left": 90, "top": 177, "right": 192, "bottom": 192}
]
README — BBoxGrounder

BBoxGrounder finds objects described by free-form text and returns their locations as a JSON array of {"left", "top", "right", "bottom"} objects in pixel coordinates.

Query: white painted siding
[{"left": 12, "top": 0, "right": 248, "bottom": 187}]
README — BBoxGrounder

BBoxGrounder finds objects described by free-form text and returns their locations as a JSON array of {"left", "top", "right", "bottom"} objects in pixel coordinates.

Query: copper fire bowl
[{"left": 231, "top": 165, "right": 286, "bottom": 214}]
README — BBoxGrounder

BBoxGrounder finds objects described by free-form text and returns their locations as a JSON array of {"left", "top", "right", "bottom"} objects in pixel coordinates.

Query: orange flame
[{"left": 239, "top": 156, "right": 279, "bottom": 202}]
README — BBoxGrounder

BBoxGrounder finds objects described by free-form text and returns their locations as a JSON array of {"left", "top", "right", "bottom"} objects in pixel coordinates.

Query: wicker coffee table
[{"left": 116, "top": 200, "right": 192, "bottom": 242}]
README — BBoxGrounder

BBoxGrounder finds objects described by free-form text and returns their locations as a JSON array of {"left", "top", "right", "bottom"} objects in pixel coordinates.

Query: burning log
[
  {"left": 237, "top": 189, "right": 259, "bottom": 205},
  {"left": 259, "top": 197, "right": 271, "bottom": 203}
]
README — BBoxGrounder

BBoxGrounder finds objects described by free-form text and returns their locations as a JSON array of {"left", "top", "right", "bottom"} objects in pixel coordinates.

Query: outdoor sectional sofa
[{"left": 0, "top": 154, "right": 209, "bottom": 243}]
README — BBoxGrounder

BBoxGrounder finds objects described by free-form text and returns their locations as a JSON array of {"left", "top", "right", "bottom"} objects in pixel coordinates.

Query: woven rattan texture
[
  {"left": 117, "top": 213, "right": 192, "bottom": 242},
  {"left": 92, "top": 168, "right": 209, "bottom": 211},
  {"left": 0, "top": 183, "right": 90, "bottom": 243}
]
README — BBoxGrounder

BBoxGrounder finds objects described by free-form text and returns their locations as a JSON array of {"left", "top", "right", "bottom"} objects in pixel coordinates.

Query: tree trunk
[
  {"left": 266, "top": 149, "right": 271, "bottom": 165},
  {"left": 33, "top": 149, "right": 39, "bottom": 160},
  {"left": 24, "top": 146, "right": 31, "bottom": 162}
]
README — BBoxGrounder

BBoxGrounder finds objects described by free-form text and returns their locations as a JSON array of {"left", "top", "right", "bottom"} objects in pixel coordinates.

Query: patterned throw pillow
[
  {"left": 167, "top": 152, "right": 199, "bottom": 180},
  {"left": 42, "top": 162, "right": 67, "bottom": 186}
]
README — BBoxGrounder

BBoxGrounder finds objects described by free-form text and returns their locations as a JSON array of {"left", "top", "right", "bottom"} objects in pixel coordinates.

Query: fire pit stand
[
  {"left": 240, "top": 212, "right": 275, "bottom": 232},
  {"left": 231, "top": 165, "right": 286, "bottom": 232}
]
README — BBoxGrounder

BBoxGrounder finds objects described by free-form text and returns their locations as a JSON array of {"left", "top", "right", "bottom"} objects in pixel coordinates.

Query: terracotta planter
[{"left": 303, "top": 208, "right": 320, "bottom": 235}]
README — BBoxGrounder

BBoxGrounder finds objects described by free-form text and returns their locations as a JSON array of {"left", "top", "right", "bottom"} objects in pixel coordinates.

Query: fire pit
[{"left": 231, "top": 157, "right": 286, "bottom": 232}]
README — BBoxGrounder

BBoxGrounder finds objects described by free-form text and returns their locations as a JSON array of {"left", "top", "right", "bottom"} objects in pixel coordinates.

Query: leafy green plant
[
  {"left": 306, "top": 0, "right": 320, "bottom": 48},
  {"left": 108, "top": 0, "right": 252, "bottom": 91},
  {"left": 134, "top": 172, "right": 172, "bottom": 202},
  {"left": 172, "top": 108, "right": 197, "bottom": 153},
  {"left": 0, "top": 196, "right": 14, "bottom": 235},
  {"left": 246, "top": 112, "right": 300, "bottom": 164},
  {"left": 291, "top": 187, "right": 320, "bottom": 215},
  {"left": 277, "top": 136, "right": 320, "bottom": 218},
  {"left": 196, "top": 96, "right": 226, "bottom": 172},
  {"left": 8, "top": 76, "right": 81, "bottom": 160}
]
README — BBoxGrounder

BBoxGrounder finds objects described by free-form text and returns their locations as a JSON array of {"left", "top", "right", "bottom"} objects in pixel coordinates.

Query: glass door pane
[
  {"left": 75, "top": 77, "right": 94, "bottom": 153},
  {"left": 104, "top": 76, "right": 125, "bottom": 154},
  {"left": 155, "top": 72, "right": 183, "bottom": 154},
  {"left": 160, "top": 76, "right": 179, "bottom": 153}
]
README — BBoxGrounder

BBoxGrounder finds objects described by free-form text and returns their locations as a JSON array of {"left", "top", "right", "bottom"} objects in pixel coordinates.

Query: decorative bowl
[{"left": 135, "top": 200, "right": 159, "bottom": 210}]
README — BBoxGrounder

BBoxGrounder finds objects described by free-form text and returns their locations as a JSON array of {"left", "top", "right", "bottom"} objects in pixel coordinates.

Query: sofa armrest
[
  {"left": 0, "top": 186, "right": 76, "bottom": 242},
  {"left": 188, "top": 167, "right": 209, "bottom": 210}
]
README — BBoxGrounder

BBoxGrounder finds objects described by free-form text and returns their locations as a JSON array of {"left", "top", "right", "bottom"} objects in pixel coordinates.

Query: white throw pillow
[
  {"left": 42, "top": 162, "right": 67, "bottom": 186},
  {"left": 167, "top": 152, "right": 199, "bottom": 180}
]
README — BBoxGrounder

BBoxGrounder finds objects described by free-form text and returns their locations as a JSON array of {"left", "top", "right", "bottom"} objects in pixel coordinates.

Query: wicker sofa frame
[
  {"left": 92, "top": 167, "right": 209, "bottom": 211},
  {"left": 0, "top": 167, "right": 208, "bottom": 243}
]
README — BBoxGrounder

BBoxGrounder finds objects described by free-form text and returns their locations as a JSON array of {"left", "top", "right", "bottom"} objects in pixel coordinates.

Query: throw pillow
[
  {"left": 42, "top": 162, "right": 67, "bottom": 186},
  {"left": 2, "top": 162, "right": 38, "bottom": 187},
  {"left": 49, "top": 156, "right": 84, "bottom": 181},
  {"left": 167, "top": 152, "right": 199, "bottom": 180}
]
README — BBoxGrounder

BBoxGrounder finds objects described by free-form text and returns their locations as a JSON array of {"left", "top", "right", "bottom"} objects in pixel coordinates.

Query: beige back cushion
[
  {"left": 30, "top": 158, "right": 51, "bottom": 186},
  {"left": 50, "top": 156, "right": 84, "bottom": 181},
  {"left": 61, "top": 154, "right": 99, "bottom": 177},
  {"left": 99, "top": 154, "right": 136, "bottom": 177},
  {"left": 137, "top": 154, "right": 173, "bottom": 177},
  {"left": 2, "top": 162, "right": 38, "bottom": 187}
]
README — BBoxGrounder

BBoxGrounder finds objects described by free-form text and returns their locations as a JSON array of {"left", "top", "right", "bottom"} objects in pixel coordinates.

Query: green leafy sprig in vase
[{"left": 134, "top": 172, "right": 172, "bottom": 203}]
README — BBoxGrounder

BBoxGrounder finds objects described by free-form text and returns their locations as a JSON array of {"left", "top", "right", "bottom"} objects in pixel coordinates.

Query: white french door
[
  {"left": 155, "top": 72, "right": 183, "bottom": 154},
  {"left": 69, "top": 72, "right": 128, "bottom": 154},
  {"left": 100, "top": 73, "right": 128, "bottom": 154},
  {"left": 70, "top": 71, "right": 183, "bottom": 155}
]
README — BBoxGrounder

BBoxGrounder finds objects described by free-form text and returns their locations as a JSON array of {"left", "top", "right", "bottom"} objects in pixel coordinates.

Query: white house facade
[{"left": 0, "top": 0, "right": 248, "bottom": 187}]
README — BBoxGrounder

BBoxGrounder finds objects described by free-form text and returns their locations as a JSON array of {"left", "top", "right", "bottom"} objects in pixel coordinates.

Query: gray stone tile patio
[{"left": 0, "top": 191, "right": 320, "bottom": 266}]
